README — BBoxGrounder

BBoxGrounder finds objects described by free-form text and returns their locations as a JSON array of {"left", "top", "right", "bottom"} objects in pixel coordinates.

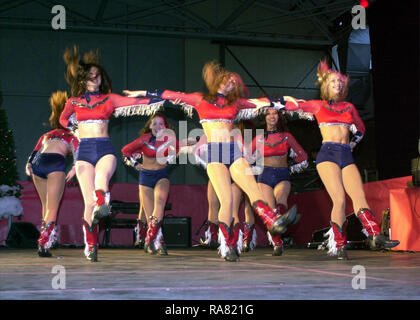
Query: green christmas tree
[{"left": 0, "top": 91, "right": 23, "bottom": 218}]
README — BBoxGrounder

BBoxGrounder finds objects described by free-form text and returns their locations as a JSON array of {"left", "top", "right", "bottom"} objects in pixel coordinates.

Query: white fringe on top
[
  {"left": 152, "top": 228, "right": 164, "bottom": 250},
  {"left": 44, "top": 226, "right": 57, "bottom": 250},
  {"left": 218, "top": 228, "right": 229, "bottom": 258},
  {"left": 180, "top": 104, "right": 195, "bottom": 118},
  {"left": 236, "top": 229, "right": 243, "bottom": 255},
  {"left": 217, "top": 227, "right": 243, "bottom": 257},
  {"left": 323, "top": 227, "right": 338, "bottom": 256},
  {"left": 247, "top": 228, "right": 257, "bottom": 250},
  {"left": 361, "top": 228, "right": 369, "bottom": 238},
  {"left": 202, "top": 226, "right": 213, "bottom": 245},
  {"left": 290, "top": 160, "right": 309, "bottom": 174},
  {"left": 82, "top": 225, "right": 89, "bottom": 257},
  {"left": 285, "top": 110, "right": 315, "bottom": 121},
  {"left": 234, "top": 108, "right": 263, "bottom": 121},
  {"left": 113, "top": 100, "right": 165, "bottom": 118}
]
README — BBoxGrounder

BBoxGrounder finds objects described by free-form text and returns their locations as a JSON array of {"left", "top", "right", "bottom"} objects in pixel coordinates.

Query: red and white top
[
  {"left": 121, "top": 132, "right": 180, "bottom": 164},
  {"left": 285, "top": 100, "right": 366, "bottom": 136},
  {"left": 251, "top": 131, "right": 308, "bottom": 173},
  {"left": 155, "top": 91, "right": 294, "bottom": 122},
  {"left": 28, "top": 128, "right": 79, "bottom": 164},
  {"left": 32, "top": 129, "right": 79, "bottom": 154},
  {"left": 59, "top": 93, "right": 165, "bottom": 128}
]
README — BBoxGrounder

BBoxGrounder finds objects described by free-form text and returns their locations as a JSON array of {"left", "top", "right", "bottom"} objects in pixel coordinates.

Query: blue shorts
[
  {"left": 139, "top": 167, "right": 169, "bottom": 188},
  {"left": 76, "top": 137, "right": 116, "bottom": 166},
  {"left": 257, "top": 166, "right": 290, "bottom": 188},
  {"left": 207, "top": 142, "right": 243, "bottom": 169},
  {"left": 32, "top": 153, "right": 66, "bottom": 179},
  {"left": 315, "top": 142, "right": 354, "bottom": 169}
]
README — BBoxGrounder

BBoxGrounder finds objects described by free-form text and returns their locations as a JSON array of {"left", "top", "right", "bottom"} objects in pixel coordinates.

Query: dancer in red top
[
  {"left": 275, "top": 59, "right": 399, "bottom": 259},
  {"left": 248, "top": 108, "right": 307, "bottom": 255},
  {"left": 124, "top": 61, "right": 300, "bottom": 262},
  {"left": 194, "top": 127, "right": 251, "bottom": 252},
  {"left": 60, "top": 46, "right": 164, "bottom": 262},
  {"left": 122, "top": 113, "right": 179, "bottom": 255},
  {"left": 25, "top": 91, "right": 79, "bottom": 257}
]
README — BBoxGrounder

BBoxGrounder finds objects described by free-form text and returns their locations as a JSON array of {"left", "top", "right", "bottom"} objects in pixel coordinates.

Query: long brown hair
[
  {"left": 140, "top": 112, "right": 174, "bottom": 136},
  {"left": 48, "top": 91, "right": 68, "bottom": 129},
  {"left": 63, "top": 45, "right": 112, "bottom": 97},
  {"left": 262, "top": 108, "right": 288, "bottom": 134},
  {"left": 202, "top": 61, "right": 249, "bottom": 105}
]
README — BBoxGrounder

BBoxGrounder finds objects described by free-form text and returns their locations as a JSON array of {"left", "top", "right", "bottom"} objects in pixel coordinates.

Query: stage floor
[{"left": 1, "top": 247, "right": 419, "bottom": 300}]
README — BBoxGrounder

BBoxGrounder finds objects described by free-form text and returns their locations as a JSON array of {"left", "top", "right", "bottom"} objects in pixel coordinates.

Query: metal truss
[{"left": 0, "top": 0, "right": 358, "bottom": 48}]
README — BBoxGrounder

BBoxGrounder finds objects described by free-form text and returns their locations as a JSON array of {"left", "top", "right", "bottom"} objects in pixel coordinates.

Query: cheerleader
[
  {"left": 59, "top": 46, "right": 164, "bottom": 262},
  {"left": 250, "top": 108, "right": 307, "bottom": 255},
  {"left": 122, "top": 113, "right": 179, "bottom": 255},
  {"left": 274, "top": 59, "right": 399, "bottom": 259},
  {"left": 124, "top": 61, "right": 300, "bottom": 262},
  {"left": 25, "top": 91, "right": 78, "bottom": 257}
]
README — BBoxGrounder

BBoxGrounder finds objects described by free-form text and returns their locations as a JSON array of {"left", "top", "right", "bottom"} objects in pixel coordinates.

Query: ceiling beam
[
  {"left": 216, "top": 0, "right": 255, "bottom": 31},
  {"left": 295, "top": 0, "right": 333, "bottom": 41},
  {"left": 160, "top": 0, "right": 216, "bottom": 31},
  {"left": 33, "top": 0, "right": 93, "bottom": 23},
  {"left": 0, "top": 0, "right": 33, "bottom": 14},
  {"left": 0, "top": 20, "right": 332, "bottom": 48},
  {"left": 95, "top": 0, "right": 109, "bottom": 23}
]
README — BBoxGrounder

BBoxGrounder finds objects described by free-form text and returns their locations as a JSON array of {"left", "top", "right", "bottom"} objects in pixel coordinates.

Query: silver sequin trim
[
  {"left": 43, "top": 138, "right": 70, "bottom": 146},
  {"left": 319, "top": 122, "right": 357, "bottom": 134},
  {"left": 78, "top": 120, "right": 109, "bottom": 124},
  {"left": 199, "top": 119, "right": 234, "bottom": 124}
]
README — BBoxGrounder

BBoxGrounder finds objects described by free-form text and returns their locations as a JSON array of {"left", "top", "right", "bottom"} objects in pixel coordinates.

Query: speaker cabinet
[
  {"left": 6, "top": 222, "right": 40, "bottom": 248},
  {"left": 162, "top": 217, "right": 191, "bottom": 248}
]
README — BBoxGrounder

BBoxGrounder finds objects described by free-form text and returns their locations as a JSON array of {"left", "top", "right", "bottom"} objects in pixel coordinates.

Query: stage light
[{"left": 360, "top": 0, "right": 369, "bottom": 8}]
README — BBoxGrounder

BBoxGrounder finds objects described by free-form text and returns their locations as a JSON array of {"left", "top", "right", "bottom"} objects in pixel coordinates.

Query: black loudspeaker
[
  {"left": 162, "top": 217, "right": 191, "bottom": 248},
  {"left": 6, "top": 222, "right": 40, "bottom": 248}
]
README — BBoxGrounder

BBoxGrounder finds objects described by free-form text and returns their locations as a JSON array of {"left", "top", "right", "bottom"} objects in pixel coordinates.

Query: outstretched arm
[
  {"left": 235, "top": 96, "right": 301, "bottom": 121},
  {"left": 110, "top": 93, "right": 166, "bottom": 118},
  {"left": 123, "top": 89, "right": 202, "bottom": 106},
  {"left": 122, "top": 90, "right": 202, "bottom": 118},
  {"left": 287, "top": 133, "right": 309, "bottom": 174}
]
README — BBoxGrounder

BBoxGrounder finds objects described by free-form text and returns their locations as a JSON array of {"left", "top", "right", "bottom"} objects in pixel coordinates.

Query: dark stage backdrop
[{"left": 369, "top": 0, "right": 420, "bottom": 179}]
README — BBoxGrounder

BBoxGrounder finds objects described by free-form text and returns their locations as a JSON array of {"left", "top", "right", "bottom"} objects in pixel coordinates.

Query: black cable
[{"left": 195, "top": 218, "right": 208, "bottom": 236}]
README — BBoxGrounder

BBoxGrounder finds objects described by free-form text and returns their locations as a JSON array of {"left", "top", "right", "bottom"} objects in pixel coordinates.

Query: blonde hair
[{"left": 316, "top": 59, "right": 349, "bottom": 101}]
